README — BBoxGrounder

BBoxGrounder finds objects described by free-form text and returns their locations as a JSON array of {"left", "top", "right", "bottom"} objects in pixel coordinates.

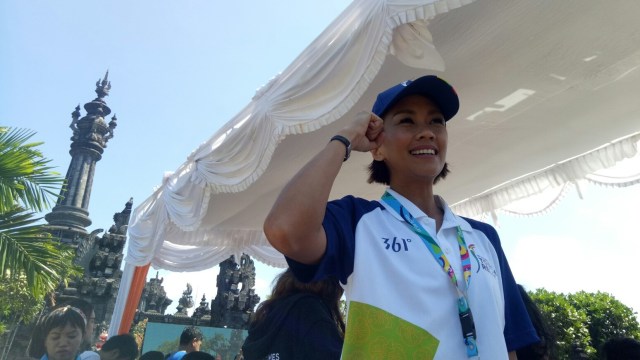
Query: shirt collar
[{"left": 382, "top": 188, "right": 473, "bottom": 233}]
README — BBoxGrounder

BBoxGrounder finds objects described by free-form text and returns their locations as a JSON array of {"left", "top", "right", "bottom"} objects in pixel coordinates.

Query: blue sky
[
  {"left": 0, "top": 0, "right": 351, "bottom": 310},
  {"left": 2, "top": 1, "right": 639, "bottom": 318}
]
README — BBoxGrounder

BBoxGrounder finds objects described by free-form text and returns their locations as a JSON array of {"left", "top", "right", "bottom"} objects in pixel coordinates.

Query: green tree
[
  {"left": 206, "top": 333, "right": 231, "bottom": 359},
  {"left": 0, "top": 127, "right": 79, "bottom": 300},
  {"left": 156, "top": 338, "right": 180, "bottom": 355},
  {"left": 530, "top": 289, "right": 596, "bottom": 359},
  {"left": 130, "top": 318, "right": 148, "bottom": 353},
  {"left": 0, "top": 276, "right": 44, "bottom": 359},
  {"left": 568, "top": 291, "right": 640, "bottom": 354}
]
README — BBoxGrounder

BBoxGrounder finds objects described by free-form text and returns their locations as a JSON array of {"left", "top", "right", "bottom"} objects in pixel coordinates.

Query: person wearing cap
[{"left": 264, "top": 75, "right": 539, "bottom": 359}]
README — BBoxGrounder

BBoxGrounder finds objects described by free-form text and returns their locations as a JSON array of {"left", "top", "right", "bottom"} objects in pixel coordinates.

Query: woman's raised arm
[{"left": 264, "top": 111, "right": 383, "bottom": 264}]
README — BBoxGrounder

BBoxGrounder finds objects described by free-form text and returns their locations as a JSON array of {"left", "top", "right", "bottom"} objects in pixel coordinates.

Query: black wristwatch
[{"left": 330, "top": 135, "right": 351, "bottom": 162}]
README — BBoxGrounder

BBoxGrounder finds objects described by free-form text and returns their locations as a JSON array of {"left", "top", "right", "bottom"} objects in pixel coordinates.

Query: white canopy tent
[{"left": 109, "top": 0, "right": 640, "bottom": 334}]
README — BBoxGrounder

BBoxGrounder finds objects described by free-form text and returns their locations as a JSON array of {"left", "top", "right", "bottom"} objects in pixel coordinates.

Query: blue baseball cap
[{"left": 371, "top": 75, "right": 459, "bottom": 121}]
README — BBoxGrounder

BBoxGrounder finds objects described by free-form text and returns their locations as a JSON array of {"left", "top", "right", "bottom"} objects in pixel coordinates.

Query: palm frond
[
  {"left": 0, "top": 127, "right": 65, "bottom": 213},
  {"left": 0, "top": 207, "right": 80, "bottom": 299}
]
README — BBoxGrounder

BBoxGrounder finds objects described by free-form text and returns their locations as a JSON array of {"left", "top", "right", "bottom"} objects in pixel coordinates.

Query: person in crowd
[
  {"left": 515, "top": 285, "right": 556, "bottom": 359},
  {"left": 140, "top": 351, "right": 165, "bottom": 360},
  {"left": 28, "top": 306, "right": 86, "bottom": 360},
  {"left": 601, "top": 337, "right": 640, "bottom": 360},
  {"left": 166, "top": 326, "right": 204, "bottom": 360},
  {"left": 182, "top": 351, "right": 215, "bottom": 360},
  {"left": 241, "top": 268, "right": 345, "bottom": 360},
  {"left": 98, "top": 333, "right": 138, "bottom": 360},
  {"left": 56, "top": 298, "right": 99, "bottom": 360},
  {"left": 264, "top": 75, "right": 539, "bottom": 358}
]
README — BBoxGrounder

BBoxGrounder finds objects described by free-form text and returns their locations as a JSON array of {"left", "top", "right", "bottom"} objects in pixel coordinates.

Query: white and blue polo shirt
[{"left": 288, "top": 189, "right": 539, "bottom": 359}]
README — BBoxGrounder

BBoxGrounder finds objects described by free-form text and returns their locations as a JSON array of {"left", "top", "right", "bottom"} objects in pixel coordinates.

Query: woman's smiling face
[
  {"left": 373, "top": 94, "right": 448, "bottom": 187},
  {"left": 44, "top": 322, "right": 83, "bottom": 360}
]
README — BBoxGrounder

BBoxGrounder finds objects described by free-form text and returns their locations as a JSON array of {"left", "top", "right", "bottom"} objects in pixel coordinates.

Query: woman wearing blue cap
[{"left": 264, "top": 75, "right": 540, "bottom": 359}]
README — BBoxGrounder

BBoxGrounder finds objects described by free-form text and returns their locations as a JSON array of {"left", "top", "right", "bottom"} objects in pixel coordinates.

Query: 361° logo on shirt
[{"left": 382, "top": 237, "right": 412, "bottom": 252}]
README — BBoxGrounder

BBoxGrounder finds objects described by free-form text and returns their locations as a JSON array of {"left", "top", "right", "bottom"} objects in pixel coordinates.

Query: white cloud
[{"left": 509, "top": 233, "right": 640, "bottom": 315}]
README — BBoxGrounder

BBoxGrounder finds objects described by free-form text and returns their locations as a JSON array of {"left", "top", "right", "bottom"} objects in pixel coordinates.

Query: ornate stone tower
[
  {"left": 210, "top": 254, "right": 261, "bottom": 329},
  {"left": 45, "top": 71, "right": 117, "bottom": 246},
  {"left": 43, "top": 72, "right": 128, "bottom": 336}
]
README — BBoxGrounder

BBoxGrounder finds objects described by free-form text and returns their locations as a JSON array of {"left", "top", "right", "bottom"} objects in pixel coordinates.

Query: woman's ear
[{"left": 370, "top": 147, "right": 385, "bottom": 161}]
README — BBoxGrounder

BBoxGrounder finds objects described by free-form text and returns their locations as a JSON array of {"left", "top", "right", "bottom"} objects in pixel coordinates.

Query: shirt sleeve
[
  {"left": 286, "top": 196, "right": 382, "bottom": 285},
  {"left": 78, "top": 351, "right": 101, "bottom": 360},
  {"left": 462, "top": 217, "right": 540, "bottom": 351}
]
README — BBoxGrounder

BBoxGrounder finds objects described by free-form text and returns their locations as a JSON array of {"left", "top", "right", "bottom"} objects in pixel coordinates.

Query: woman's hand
[{"left": 338, "top": 111, "right": 384, "bottom": 152}]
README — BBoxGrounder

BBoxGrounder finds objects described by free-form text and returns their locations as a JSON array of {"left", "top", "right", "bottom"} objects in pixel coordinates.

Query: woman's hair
[
  {"left": 28, "top": 306, "right": 86, "bottom": 358},
  {"left": 516, "top": 285, "right": 556, "bottom": 360},
  {"left": 252, "top": 268, "right": 345, "bottom": 337},
  {"left": 368, "top": 160, "right": 450, "bottom": 185},
  {"left": 55, "top": 297, "right": 95, "bottom": 350},
  {"left": 56, "top": 297, "right": 94, "bottom": 319}
]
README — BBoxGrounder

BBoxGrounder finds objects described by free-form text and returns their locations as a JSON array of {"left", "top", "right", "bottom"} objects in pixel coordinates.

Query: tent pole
[{"left": 117, "top": 263, "right": 150, "bottom": 335}]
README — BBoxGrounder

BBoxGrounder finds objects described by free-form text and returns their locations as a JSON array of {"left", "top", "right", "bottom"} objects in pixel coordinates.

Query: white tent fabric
[
  {"left": 109, "top": 0, "right": 640, "bottom": 335},
  {"left": 124, "top": 0, "right": 476, "bottom": 271},
  {"left": 452, "top": 132, "right": 640, "bottom": 219}
]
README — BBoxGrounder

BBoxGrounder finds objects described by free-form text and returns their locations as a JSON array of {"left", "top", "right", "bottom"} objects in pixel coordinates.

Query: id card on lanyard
[{"left": 381, "top": 191, "right": 479, "bottom": 358}]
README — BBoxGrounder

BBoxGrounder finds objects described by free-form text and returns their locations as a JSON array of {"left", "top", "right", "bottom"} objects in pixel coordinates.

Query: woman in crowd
[
  {"left": 241, "top": 268, "right": 345, "bottom": 359},
  {"left": 56, "top": 298, "right": 99, "bottom": 360},
  {"left": 28, "top": 306, "right": 86, "bottom": 360}
]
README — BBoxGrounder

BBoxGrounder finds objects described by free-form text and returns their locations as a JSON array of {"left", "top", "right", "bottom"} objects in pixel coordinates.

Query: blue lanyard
[{"left": 381, "top": 191, "right": 478, "bottom": 357}]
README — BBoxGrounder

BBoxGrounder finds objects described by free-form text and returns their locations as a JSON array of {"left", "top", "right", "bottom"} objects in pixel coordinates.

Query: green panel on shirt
[{"left": 342, "top": 301, "right": 439, "bottom": 359}]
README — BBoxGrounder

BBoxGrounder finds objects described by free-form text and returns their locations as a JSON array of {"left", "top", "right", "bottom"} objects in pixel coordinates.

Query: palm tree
[
  {"left": 0, "top": 126, "right": 79, "bottom": 299},
  {"left": 0, "top": 127, "right": 62, "bottom": 213}
]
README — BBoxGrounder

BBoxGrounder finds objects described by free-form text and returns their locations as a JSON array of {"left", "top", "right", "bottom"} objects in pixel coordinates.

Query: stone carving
[
  {"left": 140, "top": 272, "right": 173, "bottom": 314},
  {"left": 192, "top": 294, "right": 211, "bottom": 319},
  {"left": 210, "top": 254, "right": 261, "bottom": 329},
  {"left": 56, "top": 198, "right": 132, "bottom": 332},
  {"left": 175, "top": 283, "right": 194, "bottom": 316},
  {"left": 70, "top": 105, "right": 81, "bottom": 132},
  {"left": 95, "top": 71, "right": 111, "bottom": 99}
]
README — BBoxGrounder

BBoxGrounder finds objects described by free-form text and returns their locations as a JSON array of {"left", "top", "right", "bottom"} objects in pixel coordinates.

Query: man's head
[
  {"left": 368, "top": 75, "right": 459, "bottom": 185},
  {"left": 99, "top": 333, "right": 139, "bottom": 360},
  {"left": 179, "top": 326, "right": 203, "bottom": 353},
  {"left": 602, "top": 337, "right": 640, "bottom": 360}
]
